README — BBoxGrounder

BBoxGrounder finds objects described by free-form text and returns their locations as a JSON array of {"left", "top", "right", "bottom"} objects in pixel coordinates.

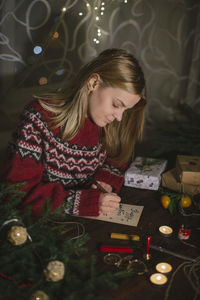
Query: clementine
[
  {"left": 181, "top": 195, "right": 192, "bottom": 208},
  {"left": 161, "top": 195, "right": 171, "bottom": 209}
]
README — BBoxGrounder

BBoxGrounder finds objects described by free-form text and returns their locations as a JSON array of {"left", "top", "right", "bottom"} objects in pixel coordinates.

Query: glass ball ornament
[
  {"left": 44, "top": 260, "right": 65, "bottom": 282},
  {"left": 30, "top": 290, "right": 49, "bottom": 300},
  {"left": 7, "top": 226, "right": 28, "bottom": 246}
]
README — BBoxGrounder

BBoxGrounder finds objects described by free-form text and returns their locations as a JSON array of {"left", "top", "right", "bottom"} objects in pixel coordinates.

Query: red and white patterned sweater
[{"left": 0, "top": 99, "right": 126, "bottom": 216}]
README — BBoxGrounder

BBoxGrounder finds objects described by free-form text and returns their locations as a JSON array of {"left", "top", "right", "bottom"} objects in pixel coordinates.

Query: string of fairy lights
[{"left": 31, "top": 0, "right": 129, "bottom": 86}]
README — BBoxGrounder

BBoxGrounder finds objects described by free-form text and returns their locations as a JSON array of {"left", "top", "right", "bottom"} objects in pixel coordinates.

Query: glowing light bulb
[
  {"left": 39, "top": 77, "right": 48, "bottom": 85},
  {"left": 79, "top": 12, "right": 83, "bottom": 16},
  {"left": 96, "top": 16, "right": 99, "bottom": 21},
  {"left": 56, "top": 69, "right": 65, "bottom": 76},
  {"left": 53, "top": 32, "right": 59, "bottom": 39},
  {"left": 33, "top": 46, "right": 42, "bottom": 55},
  {"left": 62, "top": 7, "right": 67, "bottom": 12}
]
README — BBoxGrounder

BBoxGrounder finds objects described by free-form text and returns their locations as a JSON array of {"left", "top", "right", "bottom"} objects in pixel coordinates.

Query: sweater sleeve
[
  {"left": 93, "top": 158, "right": 128, "bottom": 193},
  {"left": 1, "top": 153, "right": 101, "bottom": 217},
  {"left": 0, "top": 102, "right": 101, "bottom": 217}
]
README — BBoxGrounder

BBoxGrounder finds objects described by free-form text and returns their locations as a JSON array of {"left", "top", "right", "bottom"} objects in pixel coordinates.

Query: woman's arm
[
  {"left": 0, "top": 101, "right": 102, "bottom": 217},
  {"left": 1, "top": 142, "right": 102, "bottom": 217},
  {"left": 93, "top": 158, "right": 128, "bottom": 193}
]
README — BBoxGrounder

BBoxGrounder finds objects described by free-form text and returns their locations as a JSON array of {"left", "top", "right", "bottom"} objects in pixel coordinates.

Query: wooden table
[{"left": 67, "top": 186, "right": 200, "bottom": 300}]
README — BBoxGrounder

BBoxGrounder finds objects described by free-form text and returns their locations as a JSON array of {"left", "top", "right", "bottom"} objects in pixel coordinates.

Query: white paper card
[{"left": 81, "top": 203, "right": 144, "bottom": 227}]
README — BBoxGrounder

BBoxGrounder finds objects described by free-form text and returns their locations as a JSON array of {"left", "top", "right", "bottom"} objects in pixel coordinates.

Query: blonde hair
[{"left": 39, "top": 48, "right": 146, "bottom": 164}]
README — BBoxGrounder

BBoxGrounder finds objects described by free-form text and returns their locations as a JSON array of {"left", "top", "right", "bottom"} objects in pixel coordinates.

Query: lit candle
[
  {"left": 150, "top": 273, "right": 168, "bottom": 285},
  {"left": 143, "top": 236, "right": 151, "bottom": 260},
  {"left": 156, "top": 262, "right": 172, "bottom": 274},
  {"left": 159, "top": 225, "right": 173, "bottom": 237}
]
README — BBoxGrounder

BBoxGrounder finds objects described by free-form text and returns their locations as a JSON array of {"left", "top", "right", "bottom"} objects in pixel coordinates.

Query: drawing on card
[{"left": 81, "top": 203, "right": 144, "bottom": 227}]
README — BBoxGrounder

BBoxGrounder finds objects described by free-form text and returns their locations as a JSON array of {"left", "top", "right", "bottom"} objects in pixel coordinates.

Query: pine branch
[{"left": 0, "top": 183, "right": 132, "bottom": 299}]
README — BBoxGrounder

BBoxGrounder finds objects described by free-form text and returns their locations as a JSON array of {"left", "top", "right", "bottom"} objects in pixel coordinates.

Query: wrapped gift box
[
  {"left": 162, "top": 168, "right": 200, "bottom": 196},
  {"left": 176, "top": 155, "right": 200, "bottom": 185},
  {"left": 124, "top": 157, "right": 167, "bottom": 190}
]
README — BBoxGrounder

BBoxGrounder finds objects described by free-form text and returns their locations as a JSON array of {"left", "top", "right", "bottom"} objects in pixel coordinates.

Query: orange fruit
[
  {"left": 181, "top": 195, "right": 192, "bottom": 208},
  {"left": 161, "top": 195, "right": 171, "bottom": 209}
]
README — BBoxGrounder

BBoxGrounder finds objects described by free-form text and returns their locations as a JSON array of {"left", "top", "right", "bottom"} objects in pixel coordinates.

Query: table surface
[{"left": 67, "top": 186, "right": 200, "bottom": 300}]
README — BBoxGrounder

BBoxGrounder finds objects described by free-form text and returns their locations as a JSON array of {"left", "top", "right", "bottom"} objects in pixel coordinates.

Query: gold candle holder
[{"left": 143, "top": 253, "right": 151, "bottom": 260}]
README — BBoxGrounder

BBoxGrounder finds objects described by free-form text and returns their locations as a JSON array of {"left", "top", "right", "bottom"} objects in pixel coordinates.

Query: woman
[{"left": 1, "top": 48, "right": 146, "bottom": 216}]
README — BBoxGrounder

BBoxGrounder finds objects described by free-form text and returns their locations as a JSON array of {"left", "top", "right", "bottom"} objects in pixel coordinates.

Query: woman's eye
[{"left": 113, "top": 103, "right": 119, "bottom": 108}]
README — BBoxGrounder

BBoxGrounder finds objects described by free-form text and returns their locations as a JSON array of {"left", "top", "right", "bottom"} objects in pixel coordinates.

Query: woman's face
[{"left": 88, "top": 80, "right": 141, "bottom": 127}]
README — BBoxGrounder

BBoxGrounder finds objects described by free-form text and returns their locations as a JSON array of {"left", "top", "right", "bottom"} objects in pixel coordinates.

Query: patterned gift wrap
[
  {"left": 124, "top": 157, "right": 167, "bottom": 190},
  {"left": 176, "top": 155, "right": 200, "bottom": 185}
]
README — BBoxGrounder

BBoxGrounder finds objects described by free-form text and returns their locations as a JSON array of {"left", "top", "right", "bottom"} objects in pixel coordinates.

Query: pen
[
  {"left": 88, "top": 175, "right": 108, "bottom": 193},
  {"left": 150, "top": 244, "right": 196, "bottom": 262}
]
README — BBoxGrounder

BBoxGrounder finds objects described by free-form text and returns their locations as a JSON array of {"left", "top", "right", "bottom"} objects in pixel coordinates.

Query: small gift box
[
  {"left": 124, "top": 157, "right": 167, "bottom": 190},
  {"left": 162, "top": 168, "right": 200, "bottom": 196},
  {"left": 176, "top": 155, "right": 200, "bottom": 185}
]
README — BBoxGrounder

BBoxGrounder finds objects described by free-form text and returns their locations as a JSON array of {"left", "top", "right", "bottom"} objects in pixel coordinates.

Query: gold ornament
[
  {"left": 7, "top": 226, "right": 28, "bottom": 246},
  {"left": 44, "top": 260, "right": 65, "bottom": 282},
  {"left": 30, "top": 290, "right": 49, "bottom": 300}
]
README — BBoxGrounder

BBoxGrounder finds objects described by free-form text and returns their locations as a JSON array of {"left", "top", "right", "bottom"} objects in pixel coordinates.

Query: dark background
[{"left": 0, "top": 0, "right": 200, "bottom": 167}]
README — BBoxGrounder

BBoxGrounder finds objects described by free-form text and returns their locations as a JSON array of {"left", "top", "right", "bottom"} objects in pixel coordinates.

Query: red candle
[{"left": 146, "top": 236, "right": 151, "bottom": 255}]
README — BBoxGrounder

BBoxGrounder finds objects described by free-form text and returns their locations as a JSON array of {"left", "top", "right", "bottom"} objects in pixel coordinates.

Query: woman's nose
[{"left": 114, "top": 110, "right": 123, "bottom": 122}]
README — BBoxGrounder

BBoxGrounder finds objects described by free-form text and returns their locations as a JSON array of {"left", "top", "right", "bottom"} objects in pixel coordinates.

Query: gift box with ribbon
[
  {"left": 162, "top": 168, "right": 200, "bottom": 196},
  {"left": 176, "top": 155, "right": 200, "bottom": 185},
  {"left": 124, "top": 157, "right": 167, "bottom": 190}
]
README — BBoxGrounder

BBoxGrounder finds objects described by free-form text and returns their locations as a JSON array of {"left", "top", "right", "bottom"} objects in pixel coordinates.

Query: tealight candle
[
  {"left": 156, "top": 262, "right": 172, "bottom": 274},
  {"left": 159, "top": 225, "right": 173, "bottom": 237},
  {"left": 150, "top": 273, "right": 168, "bottom": 285}
]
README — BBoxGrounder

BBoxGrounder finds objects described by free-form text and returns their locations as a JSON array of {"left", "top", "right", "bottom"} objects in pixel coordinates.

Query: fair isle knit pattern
[{"left": 1, "top": 99, "right": 125, "bottom": 216}]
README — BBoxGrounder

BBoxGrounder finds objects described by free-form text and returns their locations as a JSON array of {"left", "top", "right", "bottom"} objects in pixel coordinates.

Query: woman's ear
[{"left": 87, "top": 73, "right": 101, "bottom": 92}]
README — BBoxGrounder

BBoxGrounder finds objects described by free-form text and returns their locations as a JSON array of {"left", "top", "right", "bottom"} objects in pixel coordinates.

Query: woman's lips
[{"left": 106, "top": 118, "right": 112, "bottom": 124}]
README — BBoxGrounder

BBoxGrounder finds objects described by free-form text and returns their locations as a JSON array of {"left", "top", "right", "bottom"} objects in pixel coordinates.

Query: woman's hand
[
  {"left": 91, "top": 181, "right": 112, "bottom": 193},
  {"left": 99, "top": 192, "right": 121, "bottom": 214}
]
